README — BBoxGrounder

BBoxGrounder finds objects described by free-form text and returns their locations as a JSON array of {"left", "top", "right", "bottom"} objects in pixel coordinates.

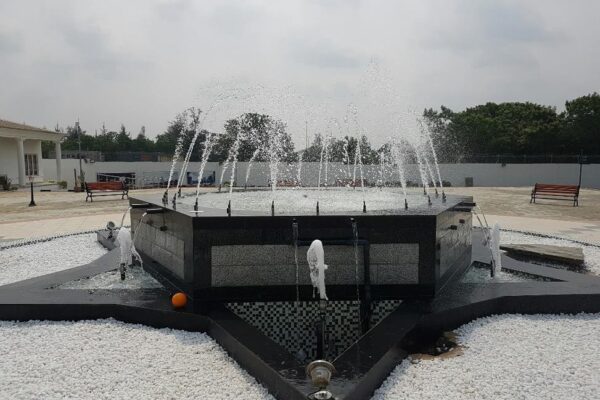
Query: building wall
[
  {"left": 40, "top": 158, "right": 600, "bottom": 189},
  {"left": 0, "top": 138, "right": 18, "bottom": 182},
  {"left": 0, "top": 138, "right": 43, "bottom": 183}
]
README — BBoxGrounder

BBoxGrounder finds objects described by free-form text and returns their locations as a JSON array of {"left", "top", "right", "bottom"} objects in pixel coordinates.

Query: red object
[{"left": 171, "top": 292, "right": 187, "bottom": 309}]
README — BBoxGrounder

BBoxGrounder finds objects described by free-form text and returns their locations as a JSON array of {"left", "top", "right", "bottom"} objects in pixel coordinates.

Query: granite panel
[{"left": 211, "top": 243, "right": 420, "bottom": 287}]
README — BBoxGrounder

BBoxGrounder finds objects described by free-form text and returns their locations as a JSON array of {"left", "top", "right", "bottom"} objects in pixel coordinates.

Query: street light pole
[
  {"left": 28, "top": 176, "right": 36, "bottom": 207},
  {"left": 77, "top": 119, "right": 83, "bottom": 189},
  {"left": 578, "top": 149, "right": 584, "bottom": 188}
]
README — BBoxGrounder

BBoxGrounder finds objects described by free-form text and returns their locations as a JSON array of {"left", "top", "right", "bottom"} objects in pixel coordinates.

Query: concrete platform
[{"left": 501, "top": 243, "right": 585, "bottom": 266}]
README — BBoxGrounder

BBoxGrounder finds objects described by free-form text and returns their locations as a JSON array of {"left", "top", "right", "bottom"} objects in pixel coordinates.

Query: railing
[
  {"left": 102, "top": 152, "right": 163, "bottom": 162},
  {"left": 439, "top": 154, "right": 599, "bottom": 164}
]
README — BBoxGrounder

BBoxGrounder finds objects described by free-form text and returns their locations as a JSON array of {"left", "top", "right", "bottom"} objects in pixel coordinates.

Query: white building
[{"left": 0, "top": 119, "right": 64, "bottom": 186}]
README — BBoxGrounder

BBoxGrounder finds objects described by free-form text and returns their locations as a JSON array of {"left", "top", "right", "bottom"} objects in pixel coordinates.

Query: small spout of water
[
  {"left": 193, "top": 199, "right": 198, "bottom": 211},
  {"left": 244, "top": 183, "right": 247, "bottom": 191},
  {"left": 428, "top": 195, "right": 432, "bottom": 206},
  {"left": 316, "top": 201, "right": 320, "bottom": 216},
  {"left": 490, "top": 223, "right": 502, "bottom": 277},
  {"left": 362, "top": 201, "right": 367, "bottom": 213},
  {"left": 227, "top": 200, "right": 231, "bottom": 217},
  {"left": 218, "top": 184, "right": 222, "bottom": 193},
  {"left": 178, "top": 187, "right": 182, "bottom": 198},
  {"left": 404, "top": 198, "right": 408, "bottom": 210},
  {"left": 423, "top": 185, "right": 427, "bottom": 195},
  {"left": 172, "top": 193, "right": 177, "bottom": 206},
  {"left": 350, "top": 218, "right": 360, "bottom": 307},
  {"left": 162, "top": 190, "right": 168, "bottom": 205},
  {"left": 119, "top": 263, "right": 126, "bottom": 281},
  {"left": 435, "top": 188, "right": 439, "bottom": 198},
  {"left": 292, "top": 218, "right": 299, "bottom": 303},
  {"left": 271, "top": 200, "right": 275, "bottom": 216},
  {"left": 442, "top": 191, "right": 447, "bottom": 203}
]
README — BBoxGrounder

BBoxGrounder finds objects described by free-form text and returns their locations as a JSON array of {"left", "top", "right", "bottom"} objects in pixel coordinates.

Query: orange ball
[{"left": 171, "top": 292, "right": 187, "bottom": 309}]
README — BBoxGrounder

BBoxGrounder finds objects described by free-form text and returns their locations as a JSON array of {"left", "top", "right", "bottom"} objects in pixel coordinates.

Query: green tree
[
  {"left": 132, "top": 126, "right": 155, "bottom": 152},
  {"left": 562, "top": 92, "right": 600, "bottom": 153},
  {"left": 211, "top": 113, "right": 296, "bottom": 162},
  {"left": 115, "top": 124, "right": 132, "bottom": 151}
]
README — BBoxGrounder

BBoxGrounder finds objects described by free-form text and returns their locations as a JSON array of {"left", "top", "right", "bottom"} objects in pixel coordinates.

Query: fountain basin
[{"left": 129, "top": 189, "right": 473, "bottom": 307}]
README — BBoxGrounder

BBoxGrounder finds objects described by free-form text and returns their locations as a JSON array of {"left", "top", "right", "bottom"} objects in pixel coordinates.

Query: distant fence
[
  {"left": 48, "top": 152, "right": 600, "bottom": 164},
  {"left": 102, "top": 152, "right": 164, "bottom": 162},
  {"left": 441, "top": 154, "right": 599, "bottom": 164}
]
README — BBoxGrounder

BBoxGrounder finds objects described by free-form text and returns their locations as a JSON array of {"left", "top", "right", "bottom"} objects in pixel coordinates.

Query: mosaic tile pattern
[{"left": 226, "top": 300, "right": 402, "bottom": 360}]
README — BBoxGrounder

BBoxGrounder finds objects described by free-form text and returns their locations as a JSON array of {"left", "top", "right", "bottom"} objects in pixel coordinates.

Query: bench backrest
[
  {"left": 534, "top": 183, "right": 579, "bottom": 194},
  {"left": 86, "top": 181, "right": 124, "bottom": 191}
]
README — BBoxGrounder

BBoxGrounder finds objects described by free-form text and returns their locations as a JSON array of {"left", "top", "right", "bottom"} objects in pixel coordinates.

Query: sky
[{"left": 1, "top": 0, "right": 599, "bottom": 145}]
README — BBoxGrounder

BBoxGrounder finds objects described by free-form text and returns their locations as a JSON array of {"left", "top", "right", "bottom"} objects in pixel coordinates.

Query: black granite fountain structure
[
  {"left": 1, "top": 190, "right": 600, "bottom": 400},
  {"left": 127, "top": 191, "right": 474, "bottom": 307}
]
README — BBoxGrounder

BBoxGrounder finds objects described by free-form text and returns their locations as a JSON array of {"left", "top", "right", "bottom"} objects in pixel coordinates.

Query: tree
[
  {"left": 211, "top": 113, "right": 296, "bottom": 162},
  {"left": 422, "top": 102, "right": 562, "bottom": 160},
  {"left": 115, "top": 124, "right": 132, "bottom": 151},
  {"left": 155, "top": 109, "right": 204, "bottom": 160},
  {"left": 132, "top": 126, "right": 155, "bottom": 152},
  {"left": 562, "top": 92, "right": 600, "bottom": 153}
]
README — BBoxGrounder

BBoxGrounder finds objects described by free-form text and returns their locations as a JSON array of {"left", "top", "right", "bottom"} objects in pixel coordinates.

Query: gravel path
[
  {"left": 373, "top": 313, "right": 600, "bottom": 400},
  {"left": 0, "top": 234, "right": 107, "bottom": 286},
  {"left": 0, "top": 319, "right": 273, "bottom": 400}
]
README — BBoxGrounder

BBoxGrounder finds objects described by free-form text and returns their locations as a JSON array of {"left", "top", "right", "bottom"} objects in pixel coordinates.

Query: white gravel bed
[
  {"left": 58, "top": 265, "right": 163, "bottom": 289},
  {"left": 0, "top": 234, "right": 108, "bottom": 286},
  {"left": 373, "top": 313, "right": 600, "bottom": 400},
  {"left": 501, "top": 230, "right": 600, "bottom": 276},
  {"left": 0, "top": 318, "right": 273, "bottom": 400}
]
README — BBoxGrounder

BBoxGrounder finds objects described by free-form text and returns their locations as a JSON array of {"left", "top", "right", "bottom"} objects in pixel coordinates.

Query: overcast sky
[{"left": 1, "top": 0, "right": 599, "bottom": 145}]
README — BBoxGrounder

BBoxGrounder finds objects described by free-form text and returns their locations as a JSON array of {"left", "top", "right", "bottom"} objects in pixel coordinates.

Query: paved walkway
[
  {"left": 0, "top": 213, "right": 125, "bottom": 242},
  {"left": 485, "top": 214, "right": 600, "bottom": 245}
]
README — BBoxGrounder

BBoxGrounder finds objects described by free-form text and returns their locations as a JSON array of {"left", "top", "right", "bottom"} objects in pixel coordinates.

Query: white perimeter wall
[{"left": 41, "top": 159, "right": 600, "bottom": 189}]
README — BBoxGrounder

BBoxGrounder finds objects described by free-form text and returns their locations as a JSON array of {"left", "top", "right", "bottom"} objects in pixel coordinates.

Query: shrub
[{"left": 0, "top": 176, "right": 11, "bottom": 191}]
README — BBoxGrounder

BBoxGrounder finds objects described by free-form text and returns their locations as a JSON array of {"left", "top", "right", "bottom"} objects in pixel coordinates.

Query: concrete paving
[{"left": 1, "top": 186, "right": 599, "bottom": 244}]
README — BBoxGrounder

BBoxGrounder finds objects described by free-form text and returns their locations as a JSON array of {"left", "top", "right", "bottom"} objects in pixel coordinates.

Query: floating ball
[{"left": 171, "top": 292, "right": 187, "bottom": 309}]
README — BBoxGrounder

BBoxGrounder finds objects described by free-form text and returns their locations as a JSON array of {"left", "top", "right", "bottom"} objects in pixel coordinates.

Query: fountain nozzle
[
  {"left": 442, "top": 191, "right": 447, "bottom": 203},
  {"left": 435, "top": 188, "right": 439, "bottom": 198},
  {"left": 162, "top": 190, "right": 168, "bottom": 205},
  {"left": 178, "top": 187, "right": 182, "bottom": 198},
  {"left": 428, "top": 195, "right": 432, "bottom": 206},
  {"left": 271, "top": 200, "right": 275, "bottom": 216},
  {"left": 193, "top": 199, "right": 198, "bottom": 211},
  {"left": 172, "top": 193, "right": 177, "bottom": 209},
  {"left": 316, "top": 201, "right": 320, "bottom": 216},
  {"left": 423, "top": 185, "right": 427, "bottom": 195},
  {"left": 292, "top": 219, "right": 299, "bottom": 247},
  {"left": 227, "top": 200, "right": 231, "bottom": 217},
  {"left": 404, "top": 198, "right": 408, "bottom": 210},
  {"left": 218, "top": 184, "right": 222, "bottom": 193},
  {"left": 362, "top": 201, "right": 367, "bottom": 213},
  {"left": 306, "top": 360, "right": 336, "bottom": 393}
]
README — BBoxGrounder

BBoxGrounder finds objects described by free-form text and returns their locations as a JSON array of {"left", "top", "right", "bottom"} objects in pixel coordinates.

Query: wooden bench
[
  {"left": 530, "top": 183, "right": 579, "bottom": 206},
  {"left": 85, "top": 181, "right": 129, "bottom": 202},
  {"left": 335, "top": 179, "right": 368, "bottom": 187}
]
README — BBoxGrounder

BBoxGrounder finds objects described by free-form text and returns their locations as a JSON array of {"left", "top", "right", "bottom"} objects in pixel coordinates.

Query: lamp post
[
  {"left": 578, "top": 149, "right": 586, "bottom": 188},
  {"left": 28, "top": 175, "right": 36, "bottom": 207}
]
